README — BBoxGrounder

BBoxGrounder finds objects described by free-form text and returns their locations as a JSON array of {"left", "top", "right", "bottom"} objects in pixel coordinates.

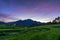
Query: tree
[{"left": 52, "top": 17, "right": 60, "bottom": 23}]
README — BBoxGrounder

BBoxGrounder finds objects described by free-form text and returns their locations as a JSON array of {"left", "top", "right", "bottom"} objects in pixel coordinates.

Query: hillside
[
  {"left": 5, "top": 19, "right": 41, "bottom": 27},
  {"left": 0, "top": 17, "right": 60, "bottom": 40},
  {"left": 0, "top": 24, "right": 60, "bottom": 40}
]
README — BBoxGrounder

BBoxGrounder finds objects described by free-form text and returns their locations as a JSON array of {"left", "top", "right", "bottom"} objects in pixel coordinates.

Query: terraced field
[{"left": 0, "top": 24, "right": 60, "bottom": 40}]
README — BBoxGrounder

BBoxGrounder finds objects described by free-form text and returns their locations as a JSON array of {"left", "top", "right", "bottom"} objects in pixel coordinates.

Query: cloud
[
  {"left": 0, "top": 13, "right": 19, "bottom": 21},
  {"left": 0, "top": 13, "right": 9, "bottom": 18}
]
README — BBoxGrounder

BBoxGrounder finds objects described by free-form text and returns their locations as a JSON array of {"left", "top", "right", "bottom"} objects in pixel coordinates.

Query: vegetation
[{"left": 0, "top": 24, "right": 59, "bottom": 40}]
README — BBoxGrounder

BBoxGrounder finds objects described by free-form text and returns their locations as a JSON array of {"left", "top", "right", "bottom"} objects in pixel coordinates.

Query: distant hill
[
  {"left": 0, "top": 17, "right": 60, "bottom": 26},
  {"left": 7, "top": 19, "right": 42, "bottom": 27},
  {"left": 0, "top": 21, "right": 5, "bottom": 24}
]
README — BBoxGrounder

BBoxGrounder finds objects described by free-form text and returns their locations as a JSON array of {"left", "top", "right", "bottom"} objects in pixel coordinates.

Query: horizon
[
  {"left": 0, "top": 0, "right": 60, "bottom": 22},
  {"left": 0, "top": 17, "right": 59, "bottom": 23}
]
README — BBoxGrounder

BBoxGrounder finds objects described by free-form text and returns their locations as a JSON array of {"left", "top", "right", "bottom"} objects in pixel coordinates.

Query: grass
[{"left": 0, "top": 24, "right": 60, "bottom": 40}]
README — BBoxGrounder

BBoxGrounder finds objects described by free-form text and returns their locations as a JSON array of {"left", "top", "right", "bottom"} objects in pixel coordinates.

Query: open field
[{"left": 0, "top": 24, "right": 60, "bottom": 40}]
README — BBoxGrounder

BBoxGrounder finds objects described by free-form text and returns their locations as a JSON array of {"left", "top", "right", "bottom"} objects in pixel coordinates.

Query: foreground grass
[{"left": 0, "top": 24, "right": 60, "bottom": 40}]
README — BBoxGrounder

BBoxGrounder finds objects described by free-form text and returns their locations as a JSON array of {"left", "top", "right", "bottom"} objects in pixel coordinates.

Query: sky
[{"left": 0, "top": 0, "right": 60, "bottom": 22}]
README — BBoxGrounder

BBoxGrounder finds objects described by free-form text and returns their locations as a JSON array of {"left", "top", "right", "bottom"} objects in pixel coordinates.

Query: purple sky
[{"left": 0, "top": 0, "right": 60, "bottom": 22}]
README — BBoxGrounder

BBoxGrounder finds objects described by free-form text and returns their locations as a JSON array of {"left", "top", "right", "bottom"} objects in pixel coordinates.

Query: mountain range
[
  {"left": 6, "top": 19, "right": 41, "bottom": 26},
  {"left": 0, "top": 17, "right": 60, "bottom": 26}
]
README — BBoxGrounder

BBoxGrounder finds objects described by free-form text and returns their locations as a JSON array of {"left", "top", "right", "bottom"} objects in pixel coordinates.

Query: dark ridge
[
  {"left": 6, "top": 19, "right": 42, "bottom": 27},
  {"left": 0, "top": 21, "right": 5, "bottom": 24}
]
